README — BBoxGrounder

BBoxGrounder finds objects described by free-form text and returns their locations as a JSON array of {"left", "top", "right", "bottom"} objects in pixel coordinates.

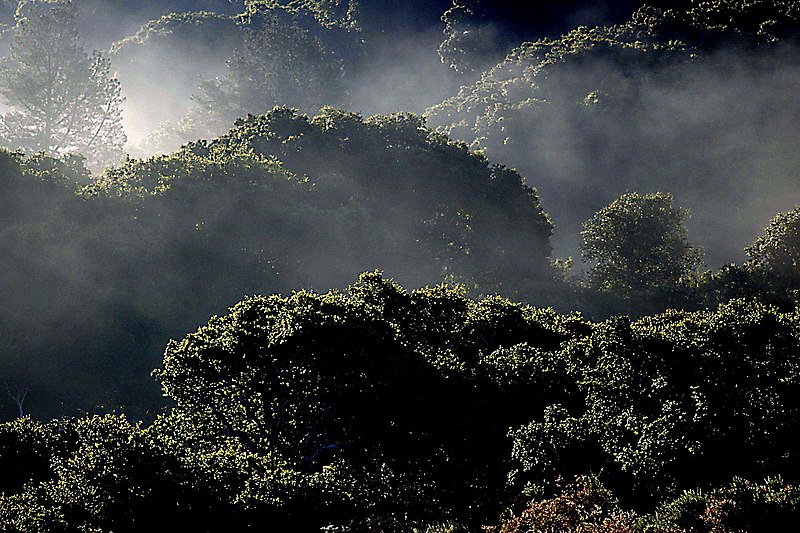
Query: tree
[
  {"left": 581, "top": 192, "right": 704, "bottom": 295},
  {"left": 4, "top": 381, "right": 30, "bottom": 419},
  {"left": 438, "top": 0, "right": 508, "bottom": 76},
  {"left": 746, "top": 206, "right": 800, "bottom": 288},
  {"left": 151, "top": 271, "right": 581, "bottom": 528},
  {"left": 135, "top": 3, "right": 353, "bottom": 153},
  {"left": 0, "top": 0, "right": 126, "bottom": 170},
  {"left": 189, "top": 4, "right": 349, "bottom": 138}
]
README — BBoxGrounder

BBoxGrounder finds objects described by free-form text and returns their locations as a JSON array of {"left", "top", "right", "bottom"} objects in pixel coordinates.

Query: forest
[{"left": 1, "top": 1, "right": 800, "bottom": 531}]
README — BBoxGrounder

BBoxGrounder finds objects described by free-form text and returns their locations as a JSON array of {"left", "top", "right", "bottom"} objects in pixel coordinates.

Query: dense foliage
[
  {"left": 3, "top": 273, "right": 800, "bottom": 530},
  {"left": 1, "top": 100, "right": 798, "bottom": 421},
  {"left": 436, "top": 0, "right": 675, "bottom": 76},
  {"left": 2, "top": 1, "right": 800, "bottom": 530},
  {"left": 93, "top": 107, "right": 554, "bottom": 293},
  {"left": 0, "top": 107, "right": 553, "bottom": 419}
]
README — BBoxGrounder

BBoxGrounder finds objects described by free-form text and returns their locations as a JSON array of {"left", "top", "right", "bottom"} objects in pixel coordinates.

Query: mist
[
  {"left": 77, "top": 0, "right": 243, "bottom": 49},
  {"left": 346, "top": 28, "right": 466, "bottom": 116},
  {"left": 110, "top": 12, "right": 242, "bottom": 144},
  {"left": 426, "top": 14, "right": 800, "bottom": 268},
  {"left": 1, "top": 0, "right": 799, "bottom": 421},
  {"left": 4, "top": 2, "right": 800, "bottom": 530}
]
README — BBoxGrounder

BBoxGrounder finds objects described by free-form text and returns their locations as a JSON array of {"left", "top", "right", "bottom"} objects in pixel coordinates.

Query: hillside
[
  {"left": 2, "top": 2, "right": 800, "bottom": 531},
  {"left": 426, "top": 1, "right": 800, "bottom": 265},
  {"left": 0, "top": 107, "right": 553, "bottom": 420}
]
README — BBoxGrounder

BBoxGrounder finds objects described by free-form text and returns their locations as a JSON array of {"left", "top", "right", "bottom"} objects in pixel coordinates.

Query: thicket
[
  {"left": 2, "top": 272, "right": 800, "bottom": 531},
  {"left": 2, "top": 2, "right": 800, "bottom": 530},
  {"left": 0, "top": 107, "right": 553, "bottom": 420},
  {"left": 3, "top": 102, "right": 800, "bottom": 421}
]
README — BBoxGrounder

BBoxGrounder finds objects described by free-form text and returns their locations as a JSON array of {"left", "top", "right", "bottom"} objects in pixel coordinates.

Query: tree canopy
[
  {"left": 1, "top": 1, "right": 800, "bottom": 529},
  {"left": 4, "top": 274, "right": 800, "bottom": 530},
  {"left": 0, "top": 106, "right": 555, "bottom": 420},
  {"left": 581, "top": 192, "right": 704, "bottom": 295},
  {"left": 746, "top": 206, "right": 800, "bottom": 288}
]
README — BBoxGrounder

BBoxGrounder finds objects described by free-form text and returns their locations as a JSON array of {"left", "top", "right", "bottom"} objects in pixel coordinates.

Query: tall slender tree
[{"left": 0, "top": 0, "right": 125, "bottom": 170}]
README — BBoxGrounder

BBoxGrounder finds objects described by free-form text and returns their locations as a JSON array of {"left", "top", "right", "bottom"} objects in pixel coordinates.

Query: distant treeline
[{"left": 428, "top": 1, "right": 800, "bottom": 264}]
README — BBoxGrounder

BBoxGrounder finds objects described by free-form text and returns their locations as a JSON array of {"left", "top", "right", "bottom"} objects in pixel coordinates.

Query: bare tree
[{"left": 5, "top": 380, "right": 31, "bottom": 418}]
